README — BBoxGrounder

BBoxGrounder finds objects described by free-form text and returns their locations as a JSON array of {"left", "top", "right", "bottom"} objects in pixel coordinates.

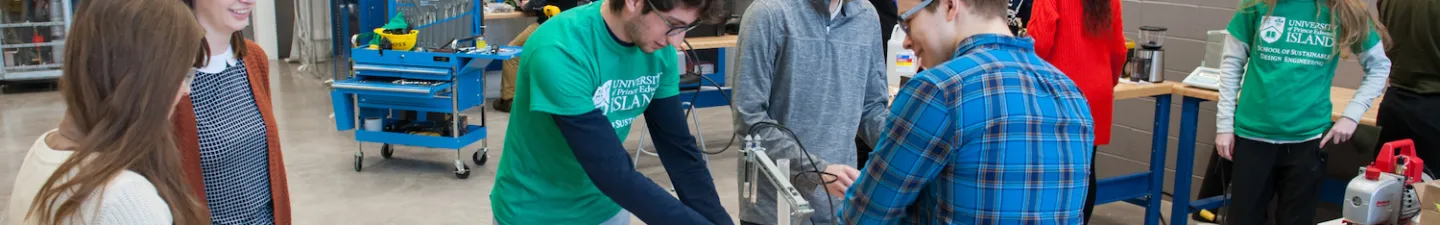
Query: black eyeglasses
[
  {"left": 646, "top": 0, "right": 698, "bottom": 36},
  {"left": 898, "top": 0, "right": 935, "bottom": 35}
]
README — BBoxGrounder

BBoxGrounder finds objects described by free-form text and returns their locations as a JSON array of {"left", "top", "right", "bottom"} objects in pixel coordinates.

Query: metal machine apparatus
[
  {"left": 0, "top": 0, "right": 72, "bottom": 82},
  {"left": 330, "top": 0, "right": 519, "bottom": 179},
  {"left": 1343, "top": 140, "right": 1426, "bottom": 225},
  {"left": 741, "top": 135, "right": 815, "bottom": 225}
]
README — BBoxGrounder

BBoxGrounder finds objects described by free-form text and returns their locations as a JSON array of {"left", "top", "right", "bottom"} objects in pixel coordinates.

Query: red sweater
[{"left": 1028, "top": 0, "right": 1128, "bottom": 145}]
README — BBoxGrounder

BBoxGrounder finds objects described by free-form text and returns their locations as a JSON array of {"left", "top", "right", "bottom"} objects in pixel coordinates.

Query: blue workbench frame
[
  {"left": 676, "top": 48, "right": 732, "bottom": 109},
  {"left": 1093, "top": 93, "right": 1172, "bottom": 225},
  {"left": 1169, "top": 95, "right": 1349, "bottom": 225},
  {"left": 1170, "top": 96, "right": 1205, "bottom": 225}
]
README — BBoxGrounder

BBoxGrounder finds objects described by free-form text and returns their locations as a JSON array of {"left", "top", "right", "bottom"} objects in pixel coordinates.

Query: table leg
[
  {"left": 1146, "top": 94, "right": 1172, "bottom": 225},
  {"left": 1171, "top": 96, "right": 1203, "bottom": 225}
]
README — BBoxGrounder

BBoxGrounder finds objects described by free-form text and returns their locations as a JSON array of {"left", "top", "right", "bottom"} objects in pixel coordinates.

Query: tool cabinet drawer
[
  {"left": 352, "top": 48, "right": 463, "bottom": 69},
  {"left": 331, "top": 79, "right": 453, "bottom": 98},
  {"left": 355, "top": 93, "right": 480, "bottom": 112}
]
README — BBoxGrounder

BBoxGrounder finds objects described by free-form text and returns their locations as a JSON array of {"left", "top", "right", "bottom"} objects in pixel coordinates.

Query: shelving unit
[{"left": 1, "top": 0, "right": 72, "bottom": 82}]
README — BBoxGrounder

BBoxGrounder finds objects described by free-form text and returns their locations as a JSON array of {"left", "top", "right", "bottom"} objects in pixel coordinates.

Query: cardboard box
[
  {"left": 1419, "top": 210, "right": 1440, "bottom": 225},
  {"left": 1422, "top": 181, "right": 1440, "bottom": 213}
]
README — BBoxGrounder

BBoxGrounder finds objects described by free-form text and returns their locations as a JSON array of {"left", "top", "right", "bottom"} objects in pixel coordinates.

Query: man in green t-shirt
[{"left": 488, "top": 0, "right": 734, "bottom": 224}]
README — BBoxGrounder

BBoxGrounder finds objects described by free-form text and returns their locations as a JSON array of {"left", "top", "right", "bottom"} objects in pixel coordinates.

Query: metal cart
[
  {"left": 0, "top": 0, "right": 72, "bottom": 82},
  {"left": 330, "top": 0, "right": 518, "bottom": 179}
]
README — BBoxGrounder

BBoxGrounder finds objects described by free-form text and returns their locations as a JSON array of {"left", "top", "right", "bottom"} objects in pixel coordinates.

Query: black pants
[
  {"left": 1226, "top": 137, "right": 1325, "bottom": 225},
  {"left": 1375, "top": 87, "right": 1440, "bottom": 172},
  {"left": 857, "top": 137, "right": 873, "bottom": 169},
  {"left": 1083, "top": 147, "right": 1097, "bottom": 223}
]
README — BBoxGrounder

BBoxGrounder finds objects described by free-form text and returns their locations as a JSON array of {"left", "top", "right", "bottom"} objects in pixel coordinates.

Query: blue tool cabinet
[
  {"left": 332, "top": 47, "right": 519, "bottom": 179},
  {"left": 331, "top": 0, "right": 518, "bottom": 179}
]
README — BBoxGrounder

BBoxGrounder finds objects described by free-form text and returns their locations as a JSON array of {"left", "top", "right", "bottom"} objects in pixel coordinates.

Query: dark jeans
[
  {"left": 1226, "top": 137, "right": 1325, "bottom": 225},
  {"left": 1375, "top": 87, "right": 1440, "bottom": 172},
  {"left": 1083, "top": 147, "right": 1097, "bottom": 223}
]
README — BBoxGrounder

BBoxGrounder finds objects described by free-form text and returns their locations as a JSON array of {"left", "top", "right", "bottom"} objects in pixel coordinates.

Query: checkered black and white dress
[{"left": 190, "top": 51, "right": 274, "bottom": 225}]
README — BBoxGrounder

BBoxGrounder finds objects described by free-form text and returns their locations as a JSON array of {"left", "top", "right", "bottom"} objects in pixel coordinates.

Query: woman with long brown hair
[
  {"left": 171, "top": 0, "right": 290, "bottom": 223},
  {"left": 3, "top": 0, "right": 209, "bottom": 224},
  {"left": 1216, "top": 0, "right": 1391, "bottom": 224},
  {"left": 1020, "top": 0, "right": 1126, "bottom": 222}
]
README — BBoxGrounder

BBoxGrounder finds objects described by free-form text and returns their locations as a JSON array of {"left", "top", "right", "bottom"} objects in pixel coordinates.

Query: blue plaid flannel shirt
[{"left": 838, "top": 34, "right": 1095, "bottom": 225}]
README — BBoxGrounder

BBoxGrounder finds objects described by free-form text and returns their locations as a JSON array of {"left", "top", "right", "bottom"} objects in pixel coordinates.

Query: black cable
[
  {"left": 691, "top": 75, "right": 737, "bottom": 155},
  {"left": 1218, "top": 157, "right": 1228, "bottom": 225},
  {"left": 677, "top": 39, "right": 738, "bottom": 155},
  {"left": 749, "top": 121, "right": 838, "bottom": 225},
  {"left": 1153, "top": 156, "right": 1231, "bottom": 225}
]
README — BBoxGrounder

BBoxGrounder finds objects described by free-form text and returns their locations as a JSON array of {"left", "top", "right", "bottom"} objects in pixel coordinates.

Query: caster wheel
[
  {"left": 455, "top": 164, "right": 472, "bottom": 179},
  {"left": 472, "top": 150, "right": 488, "bottom": 165},
  {"left": 353, "top": 152, "right": 364, "bottom": 172},
  {"left": 380, "top": 144, "right": 394, "bottom": 159}
]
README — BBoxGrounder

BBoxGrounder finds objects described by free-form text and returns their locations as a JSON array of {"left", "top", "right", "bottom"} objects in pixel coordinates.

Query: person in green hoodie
[{"left": 1216, "top": 0, "right": 1392, "bottom": 224}]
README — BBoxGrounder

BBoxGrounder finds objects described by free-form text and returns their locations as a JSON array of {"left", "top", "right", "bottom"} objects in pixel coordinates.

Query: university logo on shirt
[
  {"left": 591, "top": 73, "right": 663, "bottom": 128},
  {"left": 1261, "top": 16, "right": 1287, "bottom": 43}
]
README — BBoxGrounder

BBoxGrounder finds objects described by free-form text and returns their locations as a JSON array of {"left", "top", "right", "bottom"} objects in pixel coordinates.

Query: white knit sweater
[{"left": 6, "top": 130, "right": 173, "bottom": 225}]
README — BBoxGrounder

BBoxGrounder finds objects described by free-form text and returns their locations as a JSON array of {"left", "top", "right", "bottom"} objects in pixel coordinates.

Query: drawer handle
[
  {"left": 354, "top": 64, "right": 450, "bottom": 75},
  {"left": 332, "top": 83, "right": 432, "bottom": 94}
]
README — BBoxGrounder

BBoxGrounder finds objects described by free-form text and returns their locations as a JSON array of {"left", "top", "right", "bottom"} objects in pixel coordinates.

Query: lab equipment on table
[
  {"left": 740, "top": 135, "right": 815, "bottom": 225},
  {"left": 1129, "top": 26, "right": 1167, "bottom": 83},
  {"left": 1182, "top": 30, "right": 1230, "bottom": 90},
  {"left": 331, "top": 0, "right": 518, "bottom": 179},
  {"left": 1342, "top": 140, "right": 1429, "bottom": 225},
  {"left": 887, "top": 25, "right": 917, "bottom": 87}
]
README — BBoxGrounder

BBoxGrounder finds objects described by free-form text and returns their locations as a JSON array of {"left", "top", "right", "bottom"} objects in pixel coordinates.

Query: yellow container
[{"left": 373, "top": 28, "right": 420, "bottom": 51}]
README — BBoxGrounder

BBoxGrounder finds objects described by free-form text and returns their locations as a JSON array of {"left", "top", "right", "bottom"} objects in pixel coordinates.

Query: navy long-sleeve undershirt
[{"left": 551, "top": 95, "right": 734, "bottom": 225}]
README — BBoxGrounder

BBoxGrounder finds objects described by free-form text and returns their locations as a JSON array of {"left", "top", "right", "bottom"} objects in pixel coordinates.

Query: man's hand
[
  {"left": 823, "top": 164, "right": 861, "bottom": 197},
  {"left": 1321, "top": 118, "right": 1359, "bottom": 148},
  {"left": 1217, "top": 133, "right": 1235, "bottom": 160}
]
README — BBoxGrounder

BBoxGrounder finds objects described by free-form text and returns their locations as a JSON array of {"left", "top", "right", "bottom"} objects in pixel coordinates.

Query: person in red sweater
[{"left": 1021, "top": 0, "right": 1127, "bottom": 222}]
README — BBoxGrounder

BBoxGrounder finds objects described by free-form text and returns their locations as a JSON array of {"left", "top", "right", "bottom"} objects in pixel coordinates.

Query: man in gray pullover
[{"left": 732, "top": 0, "right": 889, "bottom": 223}]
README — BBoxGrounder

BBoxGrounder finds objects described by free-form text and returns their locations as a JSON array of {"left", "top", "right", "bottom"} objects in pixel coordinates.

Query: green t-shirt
[
  {"left": 489, "top": 2, "right": 680, "bottom": 224},
  {"left": 1225, "top": 0, "right": 1379, "bottom": 141}
]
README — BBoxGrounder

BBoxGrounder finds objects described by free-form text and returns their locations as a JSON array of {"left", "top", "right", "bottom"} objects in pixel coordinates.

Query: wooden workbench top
[
  {"left": 888, "top": 80, "right": 1381, "bottom": 125},
  {"left": 888, "top": 81, "right": 1178, "bottom": 101},
  {"left": 1114, "top": 81, "right": 1177, "bottom": 100},
  {"left": 1172, "top": 85, "right": 1384, "bottom": 125},
  {"left": 484, "top": 11, "right": 532, "bottom": 20},
  {"left": 885, "top": 80, "right": 1172, "bottom": 100},
  {"left": 680, "top": 35, "right": 738, "bottom": 50},
  {"left": 478, "top": 12, "right": 735, "bottom": 49}
]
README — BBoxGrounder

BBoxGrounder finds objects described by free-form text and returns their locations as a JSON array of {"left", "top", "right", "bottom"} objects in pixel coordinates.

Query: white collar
[
  {"left": 830, "top": 0, "right": 843, "bottom": 19},
  {"left": 198, "top": 47, "right": 237, "bottom": 74}
]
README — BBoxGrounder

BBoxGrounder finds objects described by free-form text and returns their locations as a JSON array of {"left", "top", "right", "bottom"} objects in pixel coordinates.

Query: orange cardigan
[{"left": 171, "top": 40, "right": 291, "bottom": 225}]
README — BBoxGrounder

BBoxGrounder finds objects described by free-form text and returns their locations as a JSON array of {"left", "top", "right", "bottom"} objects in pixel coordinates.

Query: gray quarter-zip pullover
[{"left": 732, "top": 0, "right": 889, "bottom": 223}]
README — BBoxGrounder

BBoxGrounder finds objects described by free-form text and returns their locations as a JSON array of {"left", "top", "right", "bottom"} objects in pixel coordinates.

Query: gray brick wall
[{"left": 1110, "top": 0, "right": 1376, "bottom": 200}]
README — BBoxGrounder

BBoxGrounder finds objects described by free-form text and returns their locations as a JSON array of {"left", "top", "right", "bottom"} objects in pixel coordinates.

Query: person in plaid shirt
[{"left": 836, "top": 0, "right": 1095, "bottom": 223}]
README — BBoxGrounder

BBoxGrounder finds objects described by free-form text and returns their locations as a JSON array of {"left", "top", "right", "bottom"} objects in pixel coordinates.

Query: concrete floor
[{"left": 0, "top": 62, "right": 1208, "bottom": 224}]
